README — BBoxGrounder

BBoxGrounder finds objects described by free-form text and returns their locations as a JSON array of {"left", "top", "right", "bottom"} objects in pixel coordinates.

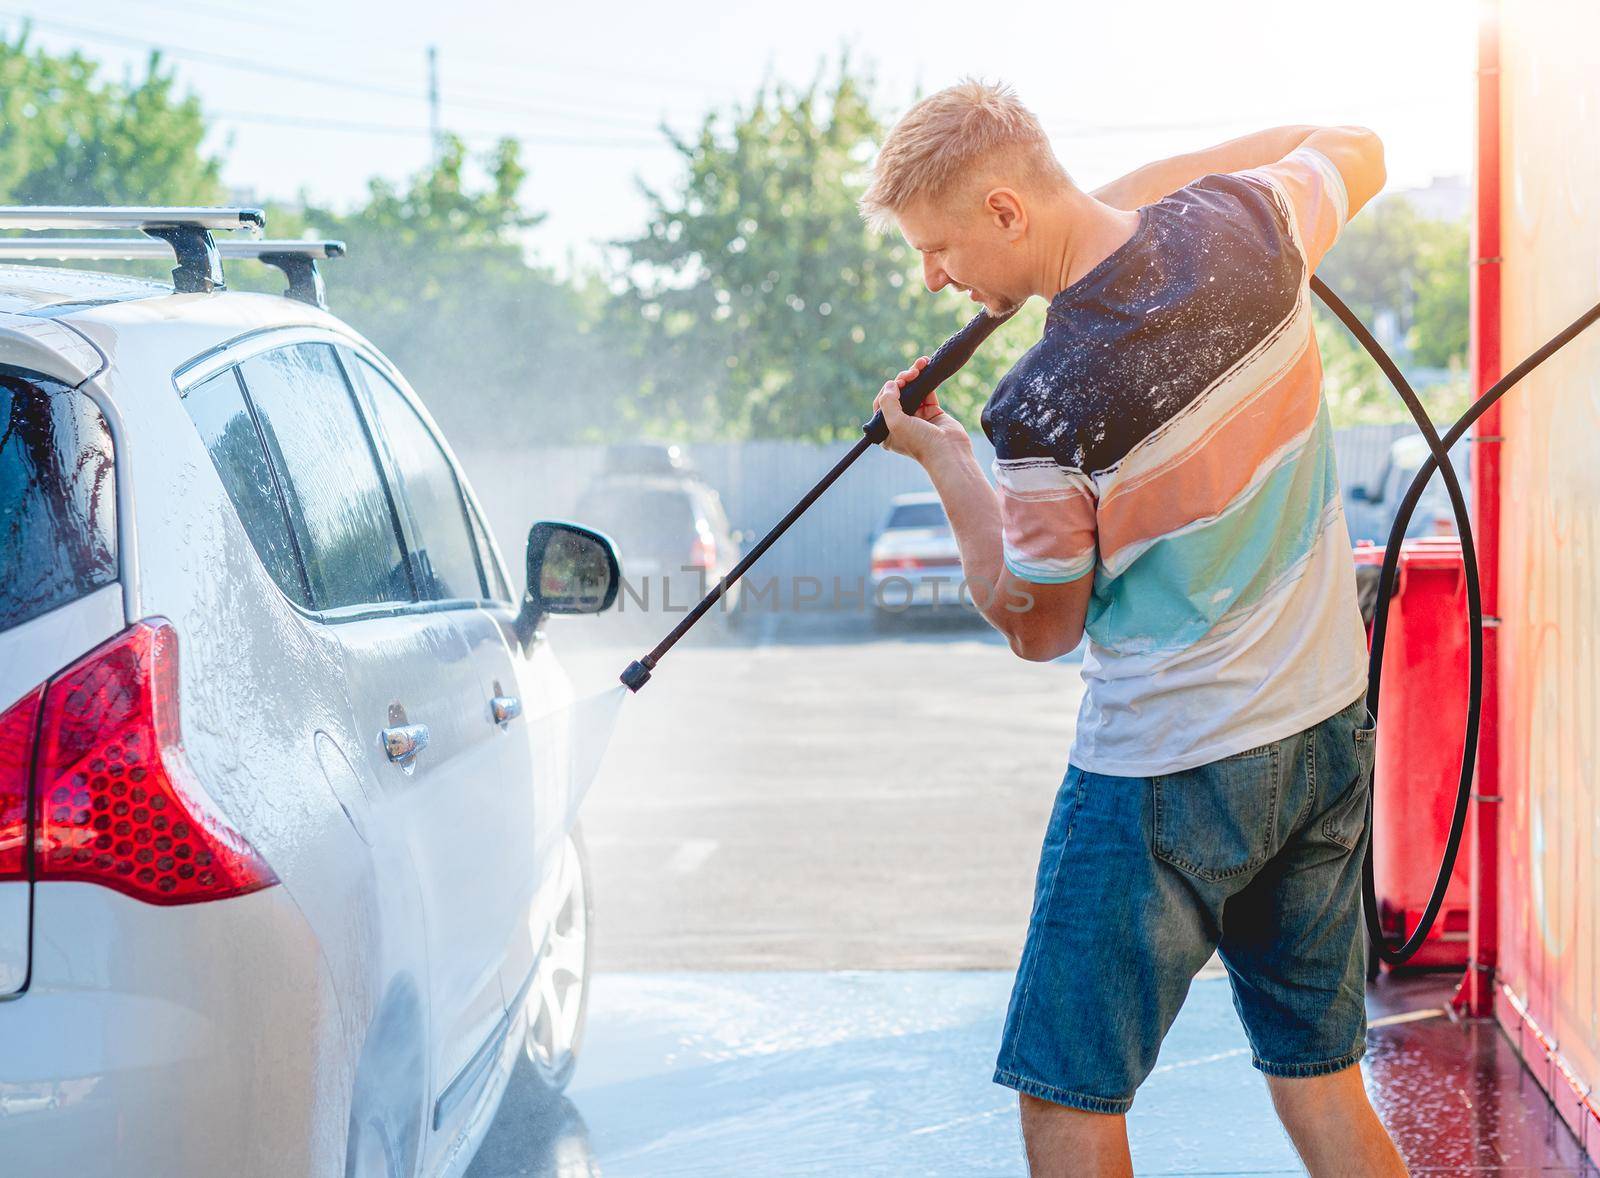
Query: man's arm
[
  {"left": 920, "top": 437, "right": 1093, "bottom": 661},
  {"left": 870, "top": 364, "right": 1091, "bottom": 661},
  {"left": 1092, "top": 124, "right": 1386, "bottom": 218}
]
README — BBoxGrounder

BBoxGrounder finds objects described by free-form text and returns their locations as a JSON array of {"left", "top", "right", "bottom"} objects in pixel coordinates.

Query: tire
[{"left": 523, "top": 825, "right": 594, "bottom": 1095}]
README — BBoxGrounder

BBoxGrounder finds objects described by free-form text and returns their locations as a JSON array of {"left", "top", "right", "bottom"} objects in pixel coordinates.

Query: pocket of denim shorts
[
  {"left": 1151, "top": 746, "right": 1280, "bottom": 882},
  {"left": 1322, "top": 713, "right": 1376, "bottom": 851},
  {"left": 1318, "top": 707, "right": 1382, "bottom": 845}
]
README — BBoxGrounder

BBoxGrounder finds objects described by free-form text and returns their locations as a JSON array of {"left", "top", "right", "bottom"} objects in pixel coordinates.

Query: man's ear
[{"left": 984, "top": 188, "right": 1027, "bottom": 240}]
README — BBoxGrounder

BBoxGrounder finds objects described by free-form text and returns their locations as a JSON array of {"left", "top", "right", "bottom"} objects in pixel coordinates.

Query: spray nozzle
[{"left": 620, "top": 659, "right": 654, "bottom": 693}]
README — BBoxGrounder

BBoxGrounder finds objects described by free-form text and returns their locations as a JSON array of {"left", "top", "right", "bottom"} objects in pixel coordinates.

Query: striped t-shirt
[{"left": 982, "top": 147, "right": 1369, "bottom": 776}]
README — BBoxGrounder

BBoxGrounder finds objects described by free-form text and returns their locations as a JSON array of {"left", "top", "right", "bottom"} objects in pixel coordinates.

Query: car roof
[
  {"left": 582, "top": 473, "right": 703, "bottom": 496},
  {"left": 889, "top": 491, "right": 941, "bottom": 506},
  {"left": 0, "top": 264, "right": 362, "bottom": 391},
  {"left": 0, "top": 263, "right": 169, "bottom": 315}
]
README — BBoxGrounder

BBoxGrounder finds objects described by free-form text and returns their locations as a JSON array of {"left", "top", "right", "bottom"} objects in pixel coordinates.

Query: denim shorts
[{"left": 994, "top": 692, "right": 1377, "bottom": 1114}]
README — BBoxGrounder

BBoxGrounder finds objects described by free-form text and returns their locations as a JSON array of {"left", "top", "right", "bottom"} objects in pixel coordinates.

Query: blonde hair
[{"left": 859, "top": 79, "right": 1069, "bottom": 232}]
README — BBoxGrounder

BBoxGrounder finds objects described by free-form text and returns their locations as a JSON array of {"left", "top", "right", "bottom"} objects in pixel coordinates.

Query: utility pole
[{"left": 427, "top": 45, "right": 441, "bottom": 163}]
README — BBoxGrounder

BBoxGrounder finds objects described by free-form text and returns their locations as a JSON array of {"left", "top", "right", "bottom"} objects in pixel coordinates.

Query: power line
[
  {"left": 208, "top": 109, "right": 668, "bottom": 150},
  {"left": 1, "top": 10, "right": 676, "bottom": 134},
  {"left": 2, "top": 8, "right": 1254, "bottom": 154},
  {"left": 36, "top": 0, "right": 742, "bottom": 101}
]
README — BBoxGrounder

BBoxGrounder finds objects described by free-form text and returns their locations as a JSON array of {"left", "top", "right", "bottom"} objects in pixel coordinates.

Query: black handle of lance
[{"left": 620, "top": 306, "right": 1017, "bottom": 692}]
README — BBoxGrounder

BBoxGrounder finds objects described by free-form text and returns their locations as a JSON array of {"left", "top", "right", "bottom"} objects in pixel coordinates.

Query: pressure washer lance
[{"left": 619, "top": 306, "right": 1018, "bottom": 693}]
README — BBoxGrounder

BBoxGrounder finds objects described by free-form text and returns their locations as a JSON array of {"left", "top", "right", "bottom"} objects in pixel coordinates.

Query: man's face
[{"left": 894, "top": 191, "right": 1030, "bottom": 316}]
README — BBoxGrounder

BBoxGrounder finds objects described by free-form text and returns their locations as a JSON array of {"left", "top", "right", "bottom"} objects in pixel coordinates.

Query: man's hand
[{"left": 873, "top": 356, "right": 970, "bottom": 463}]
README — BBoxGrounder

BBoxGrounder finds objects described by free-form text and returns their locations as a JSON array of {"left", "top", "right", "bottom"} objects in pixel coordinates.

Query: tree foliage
[
  {"left": 1314, "top": 196, "right": 1470, "bottom": 425},
  {"left": 609, "top": 61, "right": 1043, "bottom": 443},
  {"left": 0, "top": 30, "right": 222, "bottom": 205},
  {"left": 249, "top": 136, "right": 613, "bottom": 449},
  {"left": 0, "top": 33, "right": 1468, "bottom": 441}
]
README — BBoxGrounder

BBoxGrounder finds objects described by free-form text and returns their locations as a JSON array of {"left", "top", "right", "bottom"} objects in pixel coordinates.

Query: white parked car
[
  {"left": 0, "top": 209, "right": 620, "bottom": 1177},
  {"left": 868, "top": 491, "right": 971, "bottom": 626}
]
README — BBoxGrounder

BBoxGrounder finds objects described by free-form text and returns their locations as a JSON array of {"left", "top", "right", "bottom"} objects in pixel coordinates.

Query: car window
[
  {"left": 886, "top": 502, "right": 946, "bottom": 529},
  {"left": 575, "top": 485, "right": 695, "bottom": 561},
  {"left": 349, "top": 356, "right": 485, "bottom": 602},
  {"left": 0, "top": 374, "right": 116, "bottom": 631},
  {"left": 237, "top": 344, "right": 412, "bottom": 611},
  {"left": 183, "top": 368, "right": 312, "bottom": 607},
  {"left": 694, "top": 485, "right": 731, "bottom": 536},
  {"left": 467, "top": 501, "right": 512, "bottom": 603}
]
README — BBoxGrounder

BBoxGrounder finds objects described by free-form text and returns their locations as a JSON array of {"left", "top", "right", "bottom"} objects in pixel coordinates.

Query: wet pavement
[{"left": 468, "top": 968, "right": 1594, "bottom": 1176}]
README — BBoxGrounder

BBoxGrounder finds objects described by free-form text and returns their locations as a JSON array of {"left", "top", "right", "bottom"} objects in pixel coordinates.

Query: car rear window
[
  {"left": 0, "top": 373, "right": 117, "bottom": 632},
  {"left": 576, "top": 485, "right": 695, "bottom": 559},
  {"left": 887, "top": 502, "right": 946, "bottom": 529}
]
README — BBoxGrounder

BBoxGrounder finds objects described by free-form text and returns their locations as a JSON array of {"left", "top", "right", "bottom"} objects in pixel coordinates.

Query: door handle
[
  {"left": 491, "top": 696, "right": 522, "bottom": 726},
  {"left": 381, "top": 722, "right": 430, "bottom": 767}
]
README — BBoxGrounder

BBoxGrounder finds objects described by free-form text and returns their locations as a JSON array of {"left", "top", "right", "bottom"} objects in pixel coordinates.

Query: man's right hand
[{"left": 873, "top": 357, "right": 970, "bottom": 463}]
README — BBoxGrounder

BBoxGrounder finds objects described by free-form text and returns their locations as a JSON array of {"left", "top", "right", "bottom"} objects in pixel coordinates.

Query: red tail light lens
[
  {"left": 689, "top": 533, "right": 717, "bottom": 569},
  {"left": 0, "top": 687, "right": 42, "bottom": 881},
  {"left": 33, "top": 620, "right": 277, "bottom": 905}
]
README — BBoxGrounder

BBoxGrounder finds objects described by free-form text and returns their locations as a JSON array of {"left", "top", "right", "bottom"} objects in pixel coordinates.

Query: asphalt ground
[
  {"left": 468, "top": 608, "right": 1590, "bottom": 1175},
  {"left": 549, "top": 605, "right": 1085, "bottom": 971}
]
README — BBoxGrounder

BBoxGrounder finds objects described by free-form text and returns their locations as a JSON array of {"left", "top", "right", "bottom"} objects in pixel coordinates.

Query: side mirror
[{"left": 516, "top": 520, "right": 621, "bottom": 644}]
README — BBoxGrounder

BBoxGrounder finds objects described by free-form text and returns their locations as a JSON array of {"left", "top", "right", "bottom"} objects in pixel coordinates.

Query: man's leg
[
  {"left": 1265, "top": 1065, "right": 1407, "bottom": 1176},
  {"left": 993, "top": 766, "right": 1218, "bottom": 1174},
  {"left": 1217, "top": 697, "right": 1402, "bottom": 1175},
  {"left": 1017, "top": 1095, "right": 1133, "bottom": 1178}
]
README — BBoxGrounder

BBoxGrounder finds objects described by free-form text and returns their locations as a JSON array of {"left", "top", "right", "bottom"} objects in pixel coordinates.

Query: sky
[{"left": 8, "top": 0, "right": 1478, "bottom": 274}]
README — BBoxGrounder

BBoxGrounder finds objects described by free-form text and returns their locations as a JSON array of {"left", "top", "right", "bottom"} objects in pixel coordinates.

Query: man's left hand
[{"left": 873, "top": 357, "right": 970, "bottom": 462}]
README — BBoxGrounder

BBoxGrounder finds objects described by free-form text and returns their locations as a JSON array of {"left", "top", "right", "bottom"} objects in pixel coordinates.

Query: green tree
[
  {"left": 1313, "top": 195, "right": 1470, "bottom": 425},
  {"left": 234, "top": 136, "right": 615, "bottom": 448},
  {"left": 610, "top": 59, "right": 1043, "bottom": 443},
  {"left": 0, "top": 29, "right": 222, "bottom": 205}
]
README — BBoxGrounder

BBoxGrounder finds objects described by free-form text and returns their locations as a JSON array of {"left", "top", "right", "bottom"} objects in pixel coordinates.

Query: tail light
[
  {"left": 872, "top": 555, "right": 950, "bottom": 573},
  {"left": 689, "top": 529, "right": 717, "bottom": 570},
  {"left": 27, "top": 620, "right": 277, "bottom": 905},
  {"left": 0, "top": 688, "right": 42, "bottom": 880}
]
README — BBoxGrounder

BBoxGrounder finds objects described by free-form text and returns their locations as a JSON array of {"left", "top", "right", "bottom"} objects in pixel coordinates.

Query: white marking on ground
[
  {"left": 666, "top": 838, "right": 719, "bottom": 874},
  {"left": 1369, "top": 1007, "right": 1448, "bottom": 1028}
]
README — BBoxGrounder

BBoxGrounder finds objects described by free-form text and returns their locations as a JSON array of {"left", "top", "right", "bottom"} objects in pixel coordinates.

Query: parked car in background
[
  {"left": 574, "top": 451, "right": 743, "bottom": 624},
  {"left": 0, "top": 208, "right": 621, "bottom": 1178},
  {"left": 1345, "top": 432, "right": 1471, "bottom": 546},
  {"left": 868, "top": 492, "right": 971, "bottom": 627}
]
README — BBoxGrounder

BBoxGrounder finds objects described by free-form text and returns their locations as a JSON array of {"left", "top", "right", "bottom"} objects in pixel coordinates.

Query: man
[{"left": 858, "top": 81, "right": 1405, "bottom": 1177}]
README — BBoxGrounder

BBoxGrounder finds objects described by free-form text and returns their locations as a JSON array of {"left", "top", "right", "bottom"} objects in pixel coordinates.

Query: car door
[
  {"left": 233, "top": 342, "right": 508, "bottom": 1128},
  {"left": 338, "top": 352, "right": 548, "bottom": 1065}
]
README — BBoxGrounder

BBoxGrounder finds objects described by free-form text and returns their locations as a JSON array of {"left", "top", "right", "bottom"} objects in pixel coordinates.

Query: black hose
[
  {"left": 1313, "top": 275, "right": 1600, "bottom": 966},
  {"left": 1311, "top": 277, "right": 1481, "bottom": 966}
]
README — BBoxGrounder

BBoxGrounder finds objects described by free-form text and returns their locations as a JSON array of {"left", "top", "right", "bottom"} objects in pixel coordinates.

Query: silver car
[
  {"left": 868, "top": 491, "right": 971, "bottom": 626},
  {"left": 0, "top": 210, "right": 618, "bottom": 1176}
]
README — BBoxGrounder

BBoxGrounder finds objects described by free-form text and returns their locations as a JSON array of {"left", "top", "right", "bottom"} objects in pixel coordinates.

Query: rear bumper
[
  {"left": 870, "top": 568, "right": 975, "bottom": 610},
  {"left": 0, "top": 883, "right": 346, "bottom": 1177}
]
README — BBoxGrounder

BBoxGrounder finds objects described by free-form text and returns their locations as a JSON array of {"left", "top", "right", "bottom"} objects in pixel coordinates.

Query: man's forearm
[
  {"left": 918, "top": 436, "right": 1011, "bottom": 627},
  {"left": 1092, "top": 125, "right": 1320, "bottom": 211}
]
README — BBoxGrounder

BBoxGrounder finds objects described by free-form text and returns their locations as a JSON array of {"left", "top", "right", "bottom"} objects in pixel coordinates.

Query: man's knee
[{"left": 1017, "top": 1094, "right": 1132, "bottom": 1178}]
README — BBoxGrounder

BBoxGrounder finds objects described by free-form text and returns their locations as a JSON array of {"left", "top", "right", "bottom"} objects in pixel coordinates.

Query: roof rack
[
  {"left": 0, "top": 237, "right": 347, "bottom": 309},
  {"left": 0, "top": 206, "right": 264, "bottom": 296}
]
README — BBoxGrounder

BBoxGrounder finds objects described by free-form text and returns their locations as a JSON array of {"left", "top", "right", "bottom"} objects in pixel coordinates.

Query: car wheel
[{"left": 524, "top": 825, "right": 593, "bottom": 1094}]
